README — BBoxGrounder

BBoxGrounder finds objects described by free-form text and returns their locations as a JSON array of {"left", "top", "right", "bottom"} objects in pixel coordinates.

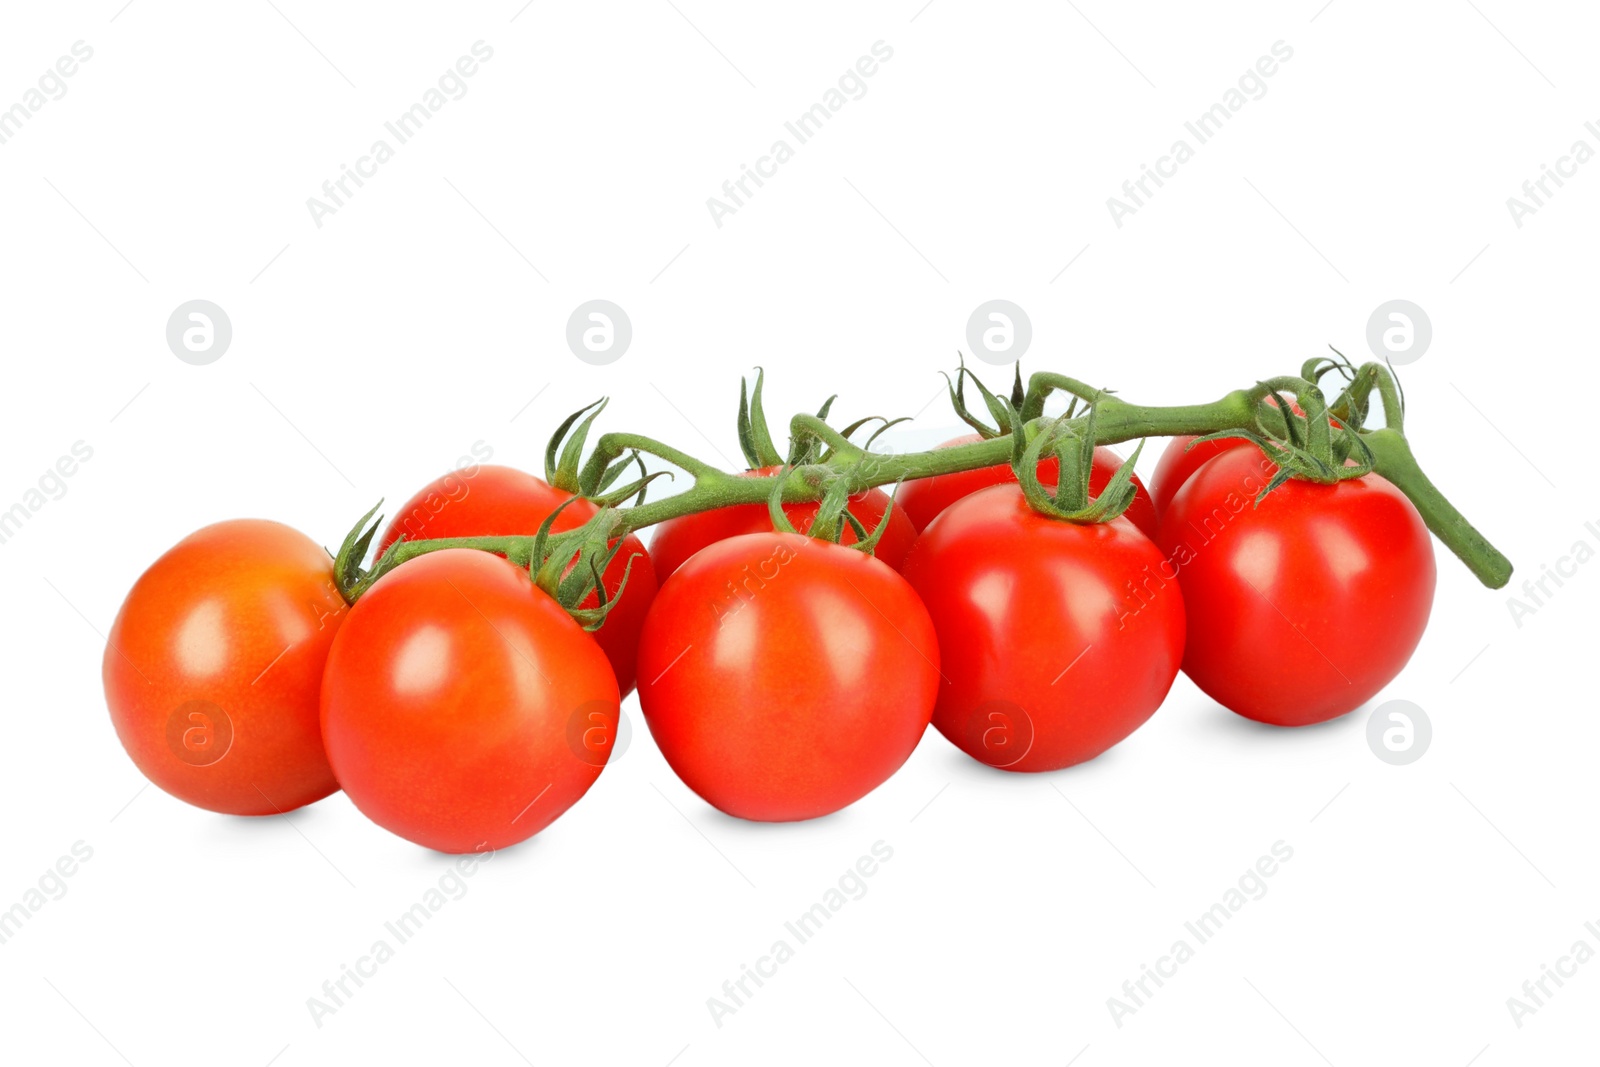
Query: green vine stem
[
  {"left": 1361, "top": 428, "right": 1508, "bottom": 588},
  {"left": 340, "top": 372, "right": 1513, "bottom": 601}
]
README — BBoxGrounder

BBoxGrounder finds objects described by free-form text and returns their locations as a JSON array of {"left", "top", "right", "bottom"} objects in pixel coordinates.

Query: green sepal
[
  {"left": 588, "top": 448, "right": 673, "bottom": 508},
  {"left": 1189, "top": 419, "right": 1374, "bottom": 507},
  {"left": 765, "top": 466, "right": 801, "bottom": 535},
  {"left": 593, "top": 465, "right": 675, "bottom": 509},
  {"left": 738, "top": 368, "right": 784, "bottom": 469},
  {"left": 566, "top": 551, "right": 643, "bottom": 632},
  {"left": 331, "top": 499, "right": 385, "bottom": 602},
  {"left": 544, "top": 398, "right": 608, "bottom": 493},
  {"left": 808, "top": 474, "right": 857, "bottom": 542},
  {"left": 837, "top": 415, "right": 883, "bottom": 445},
  {"left": 840, "top": 509, "right": 869, "bottom": 543},
  {"left": 555, "top": 529, "right": 618, "bottom": 609},
  {"left": 1007, "top": 399, "right": 1144, "bottom": 525},
  {"left": 862, "top": 416, "right": 913, "bottom": 452},
  {"left": 943, "top": 355, "right": 1016, "bottom": 439},
  {"left": 530, "top": 495, "right": 589, "bottom": 596},
  {"left": 843, "top": 483, "right": 900, "bottom": 556},
  {"left": 593, "top": 448, "right": 642, "bottom": 495},
  {"left": 545, "top": 507, "right": 634, "bottom": 627}
]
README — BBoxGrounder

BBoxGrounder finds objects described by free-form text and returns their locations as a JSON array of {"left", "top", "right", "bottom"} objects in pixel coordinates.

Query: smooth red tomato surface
[
  {"left": 378, "top": 464, "right": 656, "bottom": 697},
  {"left": 321, "top": 549, "right": 619, "bottom": 853},
  {"left": 103, "top": 519, "right": 344, "bottom": 815},
  {"left": 1150, "top": 435, "right": 1244, "bottom": 516},
  {"left": 1156, "top": 447, "right": 1435, "bottom": 726},
  {"left": 893, "top": 434, "right": 1159, "bottom": 541},
  {"left": 637, "top": 532, "right": 939, "bottom": 821},
  {"left": 646, "top": 464, "right": 917, "bottom": 579},
  {"left": 902, "top": 484, "right": 1184, "bottom": 772}
]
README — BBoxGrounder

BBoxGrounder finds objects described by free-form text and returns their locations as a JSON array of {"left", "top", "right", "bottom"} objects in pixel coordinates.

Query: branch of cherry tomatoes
[{"left": 101, "top": 353, "right": 1509, "bottom": 854}]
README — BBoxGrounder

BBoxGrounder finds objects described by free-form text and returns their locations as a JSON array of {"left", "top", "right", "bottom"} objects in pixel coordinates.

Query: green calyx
[
  {"left": 739, "top": 371, "right": 903, "bottom": 551},
  {"left": 1005, "top": 393, "right": 1146, "bottom": 525},
  {"left": 334, "top": 494, "right": 641, "bottom": 630},
  {"left": 952, "top": 363, "right": 1140, "bottom": 526},
  {"left": 761, "top": 463, "right": 897, "bottom": 555},
  {"left": 738, "top": 368, "right": 785, "bottom": 469},
  {"left": 330, "top": 392, "right": 666, "bottom": 611},
  {"left": 531, "top": 502, "right": 640, "bottom": 632},
  {"left": 942, "top": 355, "right": 1027, "bottom": 438},
  {"left": 1193, "top": 374, "right": 1374, "bottom": 506},
  {"left": 331, "top": 500, "right": 386, "bottom": 604},
  {"left": 546, "top": 398, "right": 670, "bottom": 507}
]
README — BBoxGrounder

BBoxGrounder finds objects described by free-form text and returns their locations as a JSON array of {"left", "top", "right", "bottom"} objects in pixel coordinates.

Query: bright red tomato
[
  {"left": 378, "top": 464, "right": 656, "bottom": 697},
  {"left": 901, "top": 484, "right": 1184, "bottom": 771},
  {"left": 646, "top": 465, "right": 917, "bottom": 579},
  {"left": 321, "top": 549, "right": 619, "bottom": 853},
  {"left": 893, "top": 434, "right": 1159, "bottom": 540},
  {"left": 103, "top": 519, "right": 345, "bottom": 815},
  {"left": 1156, "top": 447, "right": 1435, "bottom": 726},
  {"left": 637, "top": 532, "right": 939, "bottom": 821}
]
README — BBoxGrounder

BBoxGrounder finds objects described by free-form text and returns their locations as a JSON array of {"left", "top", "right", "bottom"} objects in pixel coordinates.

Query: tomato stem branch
[
  {"left": 338, "top": 377, "right": 1512, "bottom": 599},
  {"left": 1362, "top": 427, "right": 1511, "bottom": 588}
]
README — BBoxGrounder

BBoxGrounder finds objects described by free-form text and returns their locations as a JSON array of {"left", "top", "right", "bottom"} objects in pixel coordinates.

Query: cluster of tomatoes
[{"left": 102, "top": 411, "right": 1435, "bottom": 854}]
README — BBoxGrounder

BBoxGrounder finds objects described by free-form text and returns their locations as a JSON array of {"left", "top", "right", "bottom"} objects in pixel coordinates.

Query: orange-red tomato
[
  {"left": 378, "top": 464, "right": 657, "bottom": 697},
  {"left": 902, "top": 484, "right": 1184, "bottom": 771},
  {"left": 1157, "top": 448, "right": 1435, "bottom": 725},
  {"left": 893, "top": 434, "right": 1159, "bottom": 540},
  {"left": 637, "top": 532, "right": 939, "bottom": 821},
  {"left": 321, "top": 549, "right": 619, "bottom": 853},
  {"left": 103, "top": 519, "right": 345, "bottom": 815},
  {"left": 647, "top": 464, "right": 917, "bottom": 579}
]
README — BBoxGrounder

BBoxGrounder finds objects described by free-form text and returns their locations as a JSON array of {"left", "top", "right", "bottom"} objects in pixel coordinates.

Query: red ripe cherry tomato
[
  {"left": 320, "top": 549, "right": 619, "bottom": 853},
  {"left": 893, "top": 434, "right": 1159, "bottom": 540},
  {"left": 378, "top": 464, "right": 657, "bottom": 697},
  {"left": 636, "top": 532, "right": 939, "bottom": 821},
  {"left": 1156, "top": 447, "right": 1435, "bottom": 726},
  {"left": 646, "top": 465, "right": 917, "bottom": 580},
  {"left": 103, "top": 519, "right": 345, "bottom": 815},
  {"left": 902, "top": 484, "right": 1184, "bottom": 771}
]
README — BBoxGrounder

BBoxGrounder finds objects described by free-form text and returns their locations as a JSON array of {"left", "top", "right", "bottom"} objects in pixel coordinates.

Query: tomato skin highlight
[
  {"left": 102, "top": 519, "right": 344, "bottom": 815},
  {"left": 893, "top": 434, "right": 1159, "bottom": 541},
  {"left": 321, "top": 549, "right": 619, "bottom": 853},
  {"left": 1156, "top": 447, "right": 1436, "bottom": 726},
  {"left": 377, "top": 464, "right": 657, "bottom": 697},
  {"left": 902, "top": 484, "right": 1185, "bottom": 772},
  {"left": 637, "top": 532, "right": 939, "bottom": 821},
  {"left": 646, "top": 465, "right": 918, "bottom": 580}
]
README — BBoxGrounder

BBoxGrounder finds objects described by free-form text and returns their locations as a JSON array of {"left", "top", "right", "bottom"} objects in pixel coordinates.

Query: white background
[{"left": 1, "top": 1, "right": 1596, "bottom": 1064}]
